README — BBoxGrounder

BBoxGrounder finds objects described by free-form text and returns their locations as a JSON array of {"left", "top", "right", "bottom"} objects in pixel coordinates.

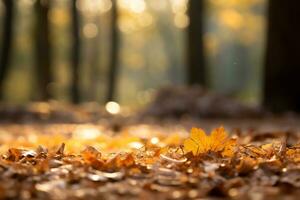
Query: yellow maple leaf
[
  {"left": 222, "top": 138, "right": 237, "bottom": 157},
  {"left": 184, "top": 126, "right": 236, "bottom": 156}
]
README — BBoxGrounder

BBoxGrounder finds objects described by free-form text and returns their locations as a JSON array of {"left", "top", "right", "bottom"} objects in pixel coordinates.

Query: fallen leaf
[{"left": 184, "top": 127, "right": 235, "bottom": 156}]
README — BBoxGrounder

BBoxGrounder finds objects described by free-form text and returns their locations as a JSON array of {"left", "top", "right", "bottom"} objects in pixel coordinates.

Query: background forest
[
  {"left": 0, "top": 0, "right": 266, "bottom": 106},
  {"left": 0, "top": 0, "right": 299, "bottom": 113}
]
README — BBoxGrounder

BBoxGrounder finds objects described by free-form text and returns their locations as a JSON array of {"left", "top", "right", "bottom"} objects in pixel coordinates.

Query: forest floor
[{"left": 0, "top": 102, "right": 300, "bottom": 200}]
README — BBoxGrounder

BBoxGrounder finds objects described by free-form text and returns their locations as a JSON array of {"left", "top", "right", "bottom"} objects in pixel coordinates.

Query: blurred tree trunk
[
  {"left": 186, "top": 0, "right": 205, "bottom": 86},
  {"left": 106, "top": 0, "right": 119, "bottom": 102},
  {"left": 71, "top": 0, "right": 81, "bottom": 104},
  {"left": 34, "top": 0, "right": 53, "bottom": 101},
  {"left": 89, "top": 16, "right": 101, "bottom": 101},
  {"left": 0, "top": 0, "right": 14, "bottom": 100},
  {"left": 264, "top": 1, "right": 300, "bottom": 112}
]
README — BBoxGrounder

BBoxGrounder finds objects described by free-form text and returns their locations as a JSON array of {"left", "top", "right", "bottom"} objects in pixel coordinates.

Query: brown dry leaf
[
  {"left": 286, "top": 147, "right": 300, "bottom": 162},
  {"left": 243, "top": 144, "right": 269, "bottom": 158},
  {"left": 7, "top": 148, "right": 24, "bottom": 161},
  {"left": 261, "top": 143, "right": 274, "bottom": 157},
  {"left": 104, "top": 153, "right": 135, "bottom": 170},
  {"left": 81, "top": 146, "right": 104, "bottom": 169},
  {"left": 184, "top": 127, "right": 236, "bottom": 157},
  {"left": 236, "top": 156, "right": 257, "bottom": 174},
  {"left": 116, "top": 153, "right": 135, "bottom": 168},
  {"left": 7, "top": 148, "right": 37, "bottom": 161},
  {"left": 81, "top": 146, "right": 101, "bottom": 160},
  {"left": 35, "top": 158, "right": 50, "bottom": 173},
  {"left": 56, "top": 143, "right": 65, "bottom": 155}
]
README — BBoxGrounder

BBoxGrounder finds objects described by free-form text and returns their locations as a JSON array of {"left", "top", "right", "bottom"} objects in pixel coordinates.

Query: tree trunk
[
  {"left": 264, "top": 0, "right": 300, "bottom": 112},
  {"left": 89, "top": 16, "right": 101, "bottom": 101},
  {"left": 186, "top": 0, "right": 205, "bottom": 86},
  {"left": 106, "top": 0, "right": 119, "bottom": 102},
  {"left": 0, "top": 0, "right": 14, "bottom": 100},
  {"left": 34, "top": 0, "right": 53, "bottom": 101},
  {"left": 70, "top": 0, "right": 81, "bottom": 104}
]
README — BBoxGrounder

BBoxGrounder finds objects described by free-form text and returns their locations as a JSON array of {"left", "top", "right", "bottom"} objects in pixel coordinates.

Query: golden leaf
[
  {"left": 222, "top": 138, "right": 237, "bottom": 157},
  {"left": 210, "top": 127, "right": 229, "bottom": 152},
  {"left": 184, "top": 126, "right": 236, "bottom": 156}
]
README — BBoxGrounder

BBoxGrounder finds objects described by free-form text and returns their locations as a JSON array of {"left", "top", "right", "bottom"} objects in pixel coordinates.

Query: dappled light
[
  {"left": 0, "top": 0, "right": 300, "bottom": 199},
  {"left": 0, "top": 0, "right": 266, "bottom": 105},
  {"left": 105, "top": 101, "right": 121, "bottom": 114}
]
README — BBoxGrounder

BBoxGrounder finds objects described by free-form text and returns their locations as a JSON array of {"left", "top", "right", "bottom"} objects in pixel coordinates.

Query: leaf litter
[{"left": 1, "top": 126, "right": 300, "bottom": 199}]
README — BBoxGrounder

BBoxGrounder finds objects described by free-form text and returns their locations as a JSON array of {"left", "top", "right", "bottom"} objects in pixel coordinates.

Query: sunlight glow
[
  {"left": 150, "top": 137, "right": 159, "bottom": 145},
  {"left": 77, "top": 0, "right": 112, "bottom": 14},
  {"left": 83, "top": 23, "right": 98, "bottom": 38},
  {"left": 171, "top": 0, "right": 188, "bottom": 14},
  {"left": 105, "top": 101, "right": 121, "bottom": 114},
  {"left": 128, "top": 141, "right": 144, "bottom": 149},
  {"left": 174, "top": 13, "right": 189, "bottom": 29},
  {"left": 137, "top": 12, "right": 154, "bottom": 27},
  {"left": 219, "top": 9, "right": 243, "bottom": 30},
  {"left": 49, "top": 8, "right": 70, "bottom": 26},
  {"left": 169, "top": 0, "right": 189, "bottom": 29},
  {"left": 118, "top": 11, "right": 153, "bottom": 33},
  {"left": 99, "top": 0, "right": 112, "bottom": 13},
  {"left": 119, "top": 0, "right": 146, "bottom": 13},
  {"left": 73, "top": 126, "right": 102, "bottom": 140},
  {"left": 148, "top": 1, "right": 168, "bottom": 11}
]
